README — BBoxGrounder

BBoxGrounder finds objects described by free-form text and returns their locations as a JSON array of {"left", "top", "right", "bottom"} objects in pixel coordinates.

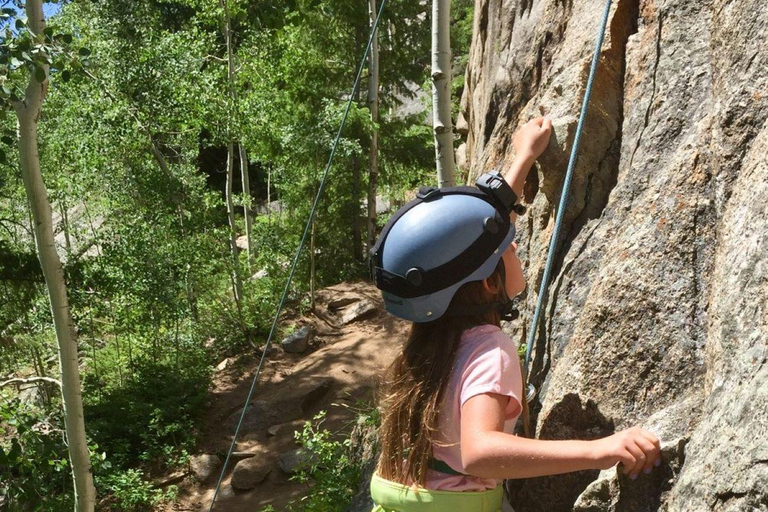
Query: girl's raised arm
[{"left": 460, "top": 392, "right": 661, "bottom": 480}]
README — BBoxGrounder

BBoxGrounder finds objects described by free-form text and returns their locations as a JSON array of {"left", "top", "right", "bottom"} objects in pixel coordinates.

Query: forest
[{"left": 0, "top": 0, "right": 474, "bottom": 510}]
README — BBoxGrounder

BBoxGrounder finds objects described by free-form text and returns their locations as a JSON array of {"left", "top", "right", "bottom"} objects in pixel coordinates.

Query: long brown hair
[{"left": 377, "top": 261, "right": 507, "bottom": 486}]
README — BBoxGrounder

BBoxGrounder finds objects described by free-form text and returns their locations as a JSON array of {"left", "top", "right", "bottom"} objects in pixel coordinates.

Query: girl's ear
[{"left": 482, "top": 277, "right": 500, "bottom": 295}]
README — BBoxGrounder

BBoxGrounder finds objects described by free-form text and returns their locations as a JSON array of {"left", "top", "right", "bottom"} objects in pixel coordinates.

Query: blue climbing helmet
[{"left": 370, "top": 171, "right": 525, "bottom": 323}]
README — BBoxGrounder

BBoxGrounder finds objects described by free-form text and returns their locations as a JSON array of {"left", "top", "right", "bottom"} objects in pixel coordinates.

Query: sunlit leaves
[{"left": 0, "top": 10, "right": 89, "bottom": 111}]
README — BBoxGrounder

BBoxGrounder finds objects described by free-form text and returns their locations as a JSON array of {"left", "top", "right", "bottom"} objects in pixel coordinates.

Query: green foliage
[
  {"left": 0, "top": 394, "right": 74, "bottom": 511},
  {"left": 0, "top": 0, "right": 473, "bottom": 509},
  {"left": 83, "top": 359, "right": 210, "bottom": 470},
  {"left": 98, "top": 469, "right": 177, "bottom": 512},
  {"left": 288, "top": 411, "right": 363, "bottom": 512}
]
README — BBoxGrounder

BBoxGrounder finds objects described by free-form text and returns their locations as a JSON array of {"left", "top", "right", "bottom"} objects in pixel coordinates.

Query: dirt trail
[{"left": 159, "top": 281, "right": 407, "bottom": 512}]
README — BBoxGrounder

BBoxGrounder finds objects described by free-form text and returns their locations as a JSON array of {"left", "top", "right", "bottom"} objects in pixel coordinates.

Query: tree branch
[{"left": 0, "top": 376, "right": 62, "bottom": 388}]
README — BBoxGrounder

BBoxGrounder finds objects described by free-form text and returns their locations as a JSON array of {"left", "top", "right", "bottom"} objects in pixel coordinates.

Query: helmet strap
[{"left": 443, "top": 300, "right": 519, "bottom": 322}]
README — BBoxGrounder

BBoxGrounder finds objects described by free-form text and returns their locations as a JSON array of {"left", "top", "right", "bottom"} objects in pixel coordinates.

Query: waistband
[{"left": 370, "top": 473, "right": 503, "bottom": 512}]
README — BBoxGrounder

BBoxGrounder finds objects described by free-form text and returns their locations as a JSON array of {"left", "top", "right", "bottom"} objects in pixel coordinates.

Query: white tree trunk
[
  {"left": 15, "top": 2, "right": 96, "bottom": 511},
  {"left": 431, "top": 0, "right": 455, "bottom": 187},
  {"left": 225, "top": 142, "right": 244, "bottom": 306},
  {"left": 239, "top": 144, "right": 253, "bottom": 270},
  {"left": 221, "top": 0, "right": 245, "bottom": 310},
  {"left": 366, "top": 0, "right": 380, "bottom": 254}
]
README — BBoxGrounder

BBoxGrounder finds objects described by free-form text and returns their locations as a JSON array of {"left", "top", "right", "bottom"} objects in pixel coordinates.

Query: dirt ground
[{"left": 156, "top": 281, "right": 408, "bottom": 512}]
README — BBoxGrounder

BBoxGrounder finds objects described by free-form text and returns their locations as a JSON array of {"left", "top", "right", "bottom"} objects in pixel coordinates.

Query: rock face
[{"left": 461, "top": 0, "right": 768, "bottom": 510}]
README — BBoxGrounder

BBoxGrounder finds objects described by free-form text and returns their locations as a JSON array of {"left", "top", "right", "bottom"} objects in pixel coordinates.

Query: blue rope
[
  {"left": 207, "top": 1, "right": 387, "bottom": 508},
  {"left": 523, "top": 0, "right": 613, "bottom": 379}
]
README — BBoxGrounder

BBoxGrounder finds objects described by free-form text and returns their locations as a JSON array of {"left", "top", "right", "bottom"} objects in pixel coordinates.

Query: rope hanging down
[
  {"left": 523, "top": 0, "right": 613, "bottom": 381},
  {"left": 207, "top": 1, "right": 388, "bottom": 509}
]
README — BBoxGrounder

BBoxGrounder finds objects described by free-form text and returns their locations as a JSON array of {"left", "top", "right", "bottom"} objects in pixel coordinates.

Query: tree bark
[
  {"left": 225, "top": 142, "right": 244, "bottom": 308},
  {"left": 431, "top": 0, "right": 455, "bottom": 187},
  {"left": 239, "top": 143, "right": 253, "bottom": 269},
  {"left": 351, "top": 153, "right": 362, "bottom": 262},
  {"left": 14, "top": 3, "right": 96, "bottom": 511},
  {"left": 221, "top": 0, "right": 245, "bottom": 317},
  {"left": 366, "top": 0, "right": 381, "bottom": 255}
]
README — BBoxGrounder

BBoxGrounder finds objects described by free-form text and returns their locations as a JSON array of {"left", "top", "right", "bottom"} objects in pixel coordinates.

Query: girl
[{"left": 369, "top": 118, "right": 661, "bottom": 511}]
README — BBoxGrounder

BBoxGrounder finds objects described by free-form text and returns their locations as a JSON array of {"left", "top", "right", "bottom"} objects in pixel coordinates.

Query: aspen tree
[
  {"left": 366, "top": 0, "right": 381, "bottom": 254},
  {"left": 11, "top": 1, "right": 96, "bottom": 510},
  {"left": 431, "top": 0, "right": 455, "bottom": 186},
  {"left": 220, "top": 0, "right": 245, "bottom": 319}
]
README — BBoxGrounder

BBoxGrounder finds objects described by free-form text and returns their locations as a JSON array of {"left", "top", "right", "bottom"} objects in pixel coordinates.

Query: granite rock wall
[{"left": 460, "top": 0, "right": 768, "bottom": 509}]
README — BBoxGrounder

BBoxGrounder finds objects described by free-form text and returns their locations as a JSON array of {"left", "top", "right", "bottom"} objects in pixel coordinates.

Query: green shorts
[{"left": 370, "top": 473, "right": 503, "bottom": 512}]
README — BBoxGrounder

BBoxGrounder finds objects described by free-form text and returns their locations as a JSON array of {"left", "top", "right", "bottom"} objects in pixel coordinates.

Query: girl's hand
[
  {"left": 513, "top": 117, "right": 552, "bottom": 163},
  {"left": 592, "top": 427, "right": 661, "bottom": 479}
]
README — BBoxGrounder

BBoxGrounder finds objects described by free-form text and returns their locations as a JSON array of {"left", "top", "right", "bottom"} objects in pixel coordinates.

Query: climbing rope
[
  {"left": 523, "top": 0, "right": 614, "bottom": 385},
  {"left": 207, "top": 1, "right": 388, "bottom": 509}
]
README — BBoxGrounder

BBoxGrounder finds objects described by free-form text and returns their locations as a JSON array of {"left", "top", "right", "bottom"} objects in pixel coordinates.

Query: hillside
[{"left": 157, "top": 282, "right": 406, "bottom": 512}]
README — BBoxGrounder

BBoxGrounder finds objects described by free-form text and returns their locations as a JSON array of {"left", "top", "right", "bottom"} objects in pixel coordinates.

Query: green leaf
[
  {"left": 62, "top": 33, "right": 73, "bottom": 44},
  {"left": 61, "top": 69, "right": 71, "bottom": 82},
  {"left": 44, "top": 27, "right": 54, "bottom": 37},
  {"left": 10, "top": 57, "right": 21, "bottom": 68},
  {"left": 1, "top": 85, "right": 10, "bottom": 96},
  {"left": 14, "top": 18, "right": 24, "bottom": 30},
  {"left": 34, "top": 66, "right": 46, "bottom": 83},
  {"left": 1, "top": 7, "right": 16, "bottom": 15},
  {"left": 1, "top": 135, "right": 13, "bottom": 144},
  {"left": 0, "top": 149, "right": 6, "bottom": 164},
  {"left": 78, "top": 47, "right": 91, "bottom": 57},
  {"left": 21, "top": 51, "right": 32, "bottom": 62}
]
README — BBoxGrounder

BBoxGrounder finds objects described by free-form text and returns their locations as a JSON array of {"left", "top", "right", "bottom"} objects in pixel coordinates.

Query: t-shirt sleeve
[{"left": 459, "top": 331, "right": 523, "bottom": 419}]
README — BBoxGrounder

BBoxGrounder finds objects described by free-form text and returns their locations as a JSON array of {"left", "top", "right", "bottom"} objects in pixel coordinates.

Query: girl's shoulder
[{"left": 460, "top": 324, "right": 516, "bottom": 351}]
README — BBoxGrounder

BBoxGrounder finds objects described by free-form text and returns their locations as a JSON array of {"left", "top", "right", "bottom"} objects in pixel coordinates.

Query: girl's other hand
[
  {"left": 592, "top": 427, "right": 661, "bottom": 479},
  {"left": 513, "top": 117, "right": 552, "bottom": 163}
]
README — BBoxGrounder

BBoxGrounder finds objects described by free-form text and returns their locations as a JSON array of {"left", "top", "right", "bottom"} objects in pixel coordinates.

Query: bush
[
  {"left": 287, "top": 410, "right": 369, "bottom": 512},
  {"left": 83, "top": 359, "right": 209, "bottom": 471},
  {"left": 99, "top": 469, "right": 177, "bottom": 511},
  {"left": 0, "top": 394, "right": 74, "bottom": 511}
]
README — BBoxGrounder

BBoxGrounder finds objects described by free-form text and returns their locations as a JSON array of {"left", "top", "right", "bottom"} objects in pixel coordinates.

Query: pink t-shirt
[{"left": 426, "top": 324, "right": 523, "bottom": 491}]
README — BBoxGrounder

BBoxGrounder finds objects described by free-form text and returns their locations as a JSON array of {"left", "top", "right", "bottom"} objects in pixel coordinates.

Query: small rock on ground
[
  {"left": 280, "top": 325, "right": 313, "bottom": 354},
  {"left": 278, "top": 448, "right": 317, "bottom": 475},
  {"left": 328, "top": 296, "right": 360, "bottom": 310},
  {"left": 190, "top": 454, "right": 221, "bottom": 485},
  {"left": 341, "top": 300, "right": 376, "bottom": 324},
  {"left": 231, "top": 456, "right": 272, "bottom": 490}
]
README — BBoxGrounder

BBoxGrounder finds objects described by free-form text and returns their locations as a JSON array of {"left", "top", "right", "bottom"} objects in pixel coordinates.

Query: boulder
[
  {"left": 190, "top": 454, "right": 221, "bottom": 485},
  {"left": 328, "top": 296, "right": 360, "bottom": 311},
  {"left": 231, "top": 456, "right": 272, "bottom": 490},
  {"left": 231, "top": 377, "right": 333, "bottom": 432},
  {"left": 278, "top": 448, "right": 316, "bottom": 475},
  {"left": 341, "top": 300, "right": 376, "bottom": 325},
  {"left": 346, "top": 415, "right": 381, "bottom": 512},
  {"left": 217, "top": 484, "right": 236, "bottom": 500},
  {"left": 280, "top": 325, "right": 313, "bottom": 354}
]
